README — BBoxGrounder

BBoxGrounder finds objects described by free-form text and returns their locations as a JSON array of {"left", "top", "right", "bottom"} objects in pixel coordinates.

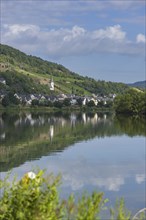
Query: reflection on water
[
  {"left": 0, "top": 112, "right": 145, "bottom": 144},
  {"left": 0, "top": 111, "right": 145, "bottom": 215},
  {"left": 0, "top": 112, "right": 145, "bottom": 171}
]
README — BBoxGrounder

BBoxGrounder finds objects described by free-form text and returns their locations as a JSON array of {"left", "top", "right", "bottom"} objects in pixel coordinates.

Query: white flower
[{"left": 27, "top": 171, "right": 36, "bottom": 180}]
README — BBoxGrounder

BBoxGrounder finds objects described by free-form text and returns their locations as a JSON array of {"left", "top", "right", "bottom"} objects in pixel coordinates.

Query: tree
[
  {"left": 114, "top": 89, "right": 145, "bottom": 115},
  {"left": 77, "top": 98, "right": 83, "bottom": 106},
  {"left": 63, "top": 98, "right": 71, "bottom": 107},
  {"left": 31, "top": 99, "right": 39, "bottom": 106},
  {"left": 2, "top": 95, "right": 10, "bottom": 107},
  {"left": 1, "top": 92, "right": 20, "bottom": 106},
  {"left": 53, "top": 101, "right": 63, "bottom": 108},
  {"left": 87, "top": 100, "right": 95, "bottom": 107},
  {"left": 97, "top": 100, "right": 104, "bottom": 108},
  {"left": 9, "top": 92, "right": 20, "bottom": 105}
]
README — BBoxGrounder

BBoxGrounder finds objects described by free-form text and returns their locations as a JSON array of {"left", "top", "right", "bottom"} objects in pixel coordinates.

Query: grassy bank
[{"left": 0, "top": 104, "right": 114, "bottom": 114}]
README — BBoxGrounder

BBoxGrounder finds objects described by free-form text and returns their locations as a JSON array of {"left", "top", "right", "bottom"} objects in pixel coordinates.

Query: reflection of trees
[
  {"left": 0, "top": 112, "right": 145, "bottom": 172},
  {"left": 114, "top": 115, "right": 146, "bottom": 137}
]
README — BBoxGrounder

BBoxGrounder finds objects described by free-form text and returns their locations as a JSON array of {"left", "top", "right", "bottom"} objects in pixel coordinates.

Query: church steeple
[{"left": 50, "top": 77, "right": 54, "bottom": 91}]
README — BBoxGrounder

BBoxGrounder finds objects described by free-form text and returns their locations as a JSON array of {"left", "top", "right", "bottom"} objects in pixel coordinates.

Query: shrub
[
  {"left": 0, "top": 170, "right": 107, "bottom": 220},
  {"left": 0, "top": 170, "right": 145, "bottom": 220},
  {"left": 53, "top": 101, "right": 63, "bottom": 108}
]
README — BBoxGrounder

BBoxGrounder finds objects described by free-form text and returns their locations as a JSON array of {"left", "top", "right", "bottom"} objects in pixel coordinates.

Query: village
[{"left": 0, "top": 75, "right": 116, "bottom": 107}]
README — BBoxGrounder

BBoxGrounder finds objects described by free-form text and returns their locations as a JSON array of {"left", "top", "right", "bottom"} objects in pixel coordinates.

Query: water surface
[{"left": 0, "top": 111, "right": 145, "bottom": 216}]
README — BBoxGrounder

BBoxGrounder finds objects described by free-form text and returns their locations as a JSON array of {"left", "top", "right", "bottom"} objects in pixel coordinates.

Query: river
[{"left": 0, "top": 111, "right": 145, "bottom": 217}]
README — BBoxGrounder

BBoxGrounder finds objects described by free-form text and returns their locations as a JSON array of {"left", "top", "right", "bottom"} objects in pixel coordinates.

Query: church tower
[{"left": 50, "top": 77, "right": 54, "bottom": 91}]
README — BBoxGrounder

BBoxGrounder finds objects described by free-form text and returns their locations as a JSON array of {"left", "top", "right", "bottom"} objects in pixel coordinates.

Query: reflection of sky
[{"left": 2, "top": 135, "right": 145, "bottom": 213}]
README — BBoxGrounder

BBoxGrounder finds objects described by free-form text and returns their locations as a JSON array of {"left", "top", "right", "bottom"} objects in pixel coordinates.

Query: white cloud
[
  {"left": 63, "top": 26, "right": 86, "bottom": 42},
  {"left": 136, "top": 34, "right": 146, "bottom": 43},
  {"left": 2, "top": 24, "right": 144, "bottom": 58},
  {"left": 135, "top": 174, "right": 145, "bottom": 184},
  {"left": 91, "top": 176, "right": 125, "bottom": 191},
  {"left": 92, "top": 25, "right": 126, "bottom": 41},
  {"left": 62, "top": 174, "right": 125, "bottom": 192},
  {"left": 45, "top": 157, "right": 143, "bottom": 192},
  {"left": 4, "top": 24, "right": 40, "bottom": 36}
]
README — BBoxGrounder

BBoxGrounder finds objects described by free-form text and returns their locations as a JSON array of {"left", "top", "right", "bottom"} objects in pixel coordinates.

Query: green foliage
[
  {"left": 63, "top": 98, "right": 71, "bottom": 107},
  {"left": 105, "top": 100, "right": 113, "bottom": 108},
  {"left": 0, "top": 70, "right": 51, "bottom": 95},
  {"left": 97, "top": 100, "right": 104, "bottom": 108},
  {"left": 128, "top": 81, "right": 146, "bottom": 89},
  {"left": 0, "top": 170, "right": 145, "bottom": 220},
  {"left": 114, "top": 89, "right": 146, "bottom": 115},
  {"left": 0, "top": 171, "right": 63, "bottom": 220},
  {"left": 87, "top": 100, "right": 95, "bottom": 107},
  {"left": 77, "top": 98, "right": 83, "bottom": 106},
  {"left": 0, "top": 44, "right": 81, "bottom": 79},
  {"left": 1, "top": 95, "right": 10, "bottom": 107},
  {"left": 75, "top": 192, "right": 106, "bottom": 220},
  {"left": 54, "top": 101, "right": 63, "bottom": 108},
  {"left": 110, "top": 198, "right": 131, "bottom": 220},
  {"left": 76, "top": 79, "right": 129, "bottom": 95},
  {"left": 1, "top": 92, "right": 20, "bottom": 107},
  {"left": 0, "top": 171, "right": 106, "bottom": 220},
  {"left": 31, "top": 99, "right": 39, "bottom": 106}
]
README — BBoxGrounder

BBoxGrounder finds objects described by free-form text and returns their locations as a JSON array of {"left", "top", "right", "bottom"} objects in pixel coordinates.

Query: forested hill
[
  {"left": 128, "top": 81, "right": 146, "bottom": 89},
  {"left": 0, "top": 44, "right": 130, "bottom": 95}
]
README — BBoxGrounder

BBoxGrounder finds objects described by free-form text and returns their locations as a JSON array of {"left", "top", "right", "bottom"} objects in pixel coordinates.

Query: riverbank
[{"left": 0, "top": 104, "right": 114, "bottom": 114}]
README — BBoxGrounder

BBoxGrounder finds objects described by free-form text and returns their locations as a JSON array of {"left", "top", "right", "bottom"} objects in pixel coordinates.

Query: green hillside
[
  {"left": 0, "top": 44, "right": 129, "bottom": 95},
  {"left": 127, "top": 81, "right": 146, "bottom": 89}
]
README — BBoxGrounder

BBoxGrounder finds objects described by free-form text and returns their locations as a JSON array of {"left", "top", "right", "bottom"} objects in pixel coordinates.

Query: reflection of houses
[
  {"left": 25, "top": 113, "right": 36, "bottom": 126},
  {"left": 82, "top": 113, "right": 86, "bottom": 124},
  {"left": 81, "top": 113, "right": 107, "bottom": 125},
  {"left": 60, "top": 118, "right": 66, "bottom": 127},
  {"left": 14, "top": 118, "right": 23, "bottom": 127},
  {"left": 91, "top": 113, "right": 98, "bottom": 124},
  {"left": 103, "top": 114, "right": 107, "bottom": 120},
  {"left": 70, "top": 113, "right": 77, "bottom": 126},
  {"left": 0, "top": 116, "right": 4, "bottom": 126},
  {"left": 49, "top": 125, "right": 54, "bottom": 140},
  {"left": 0, "top": 132, "right": 5, "bottom": 140}
]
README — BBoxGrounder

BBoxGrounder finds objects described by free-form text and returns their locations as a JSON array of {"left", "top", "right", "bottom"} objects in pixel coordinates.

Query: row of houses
[
  {"left": 0, "top": 75, "right": 116, "bottom": 106},
  {"left": 0, "top": 92, "right": 116, "bottom": 106}
]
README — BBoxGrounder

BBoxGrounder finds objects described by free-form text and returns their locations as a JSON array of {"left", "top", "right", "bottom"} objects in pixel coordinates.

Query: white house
[
  {"left": 82, "top": 98, "right": 87, "bottom": 105},
  {"left": 0, "top": 78, "right": 6, "bottom": 85}
]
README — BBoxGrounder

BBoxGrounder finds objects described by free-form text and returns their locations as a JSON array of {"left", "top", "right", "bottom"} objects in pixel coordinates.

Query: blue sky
[{"left": 1, "top": 0, "right": 145, "bottom": 83}]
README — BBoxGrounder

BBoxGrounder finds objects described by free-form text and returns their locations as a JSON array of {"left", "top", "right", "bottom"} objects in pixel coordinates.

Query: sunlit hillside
[{"left": 0, "top": 44, "right": 136, "bottom": 96}]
